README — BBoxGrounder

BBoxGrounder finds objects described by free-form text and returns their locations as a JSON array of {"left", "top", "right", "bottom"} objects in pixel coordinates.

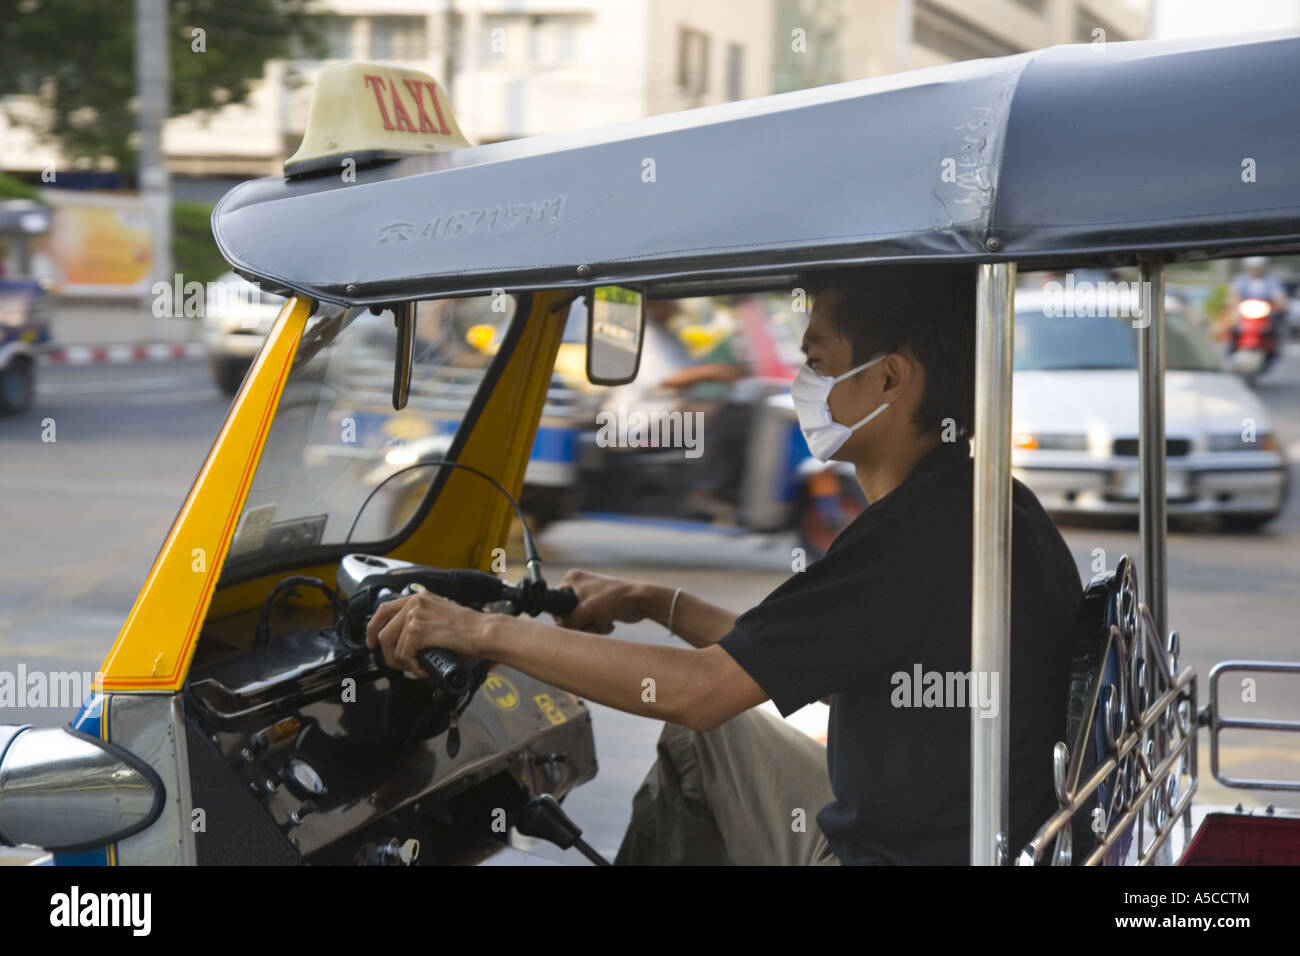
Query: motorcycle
[{"left": 1227, "top": 297, "right": 1280, "bottom": 386}]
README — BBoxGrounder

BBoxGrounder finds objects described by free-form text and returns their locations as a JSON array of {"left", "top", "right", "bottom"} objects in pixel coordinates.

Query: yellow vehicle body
[{"left": 97, "top": 291, "right": 570, "bottom": 691}]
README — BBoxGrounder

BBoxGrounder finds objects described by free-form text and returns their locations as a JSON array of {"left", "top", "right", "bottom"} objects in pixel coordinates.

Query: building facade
[{"left": 1, "top": 0, "right": 1150, "bottom": 188}]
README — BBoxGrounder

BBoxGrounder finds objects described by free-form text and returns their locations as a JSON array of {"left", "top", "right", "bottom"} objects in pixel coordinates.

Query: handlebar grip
[
  {"left": 546, "top": 587, "right": 579, "bottom": 617},
  {"left": 417, "top": 648, "right": 473, "bottom": 696}
]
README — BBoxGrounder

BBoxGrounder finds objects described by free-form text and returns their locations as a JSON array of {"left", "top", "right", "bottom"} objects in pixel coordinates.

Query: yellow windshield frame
[{"left": 97, "top": 297, "right": 311, "bottom": 691}]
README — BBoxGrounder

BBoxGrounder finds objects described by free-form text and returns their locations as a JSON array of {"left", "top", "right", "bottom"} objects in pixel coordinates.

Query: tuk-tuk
[
  {"left": 0, "top": 198, "right": 53, "bottom": 414},
  {"left": 2, "top": 34, "right": 1299, "bottom": 866}
]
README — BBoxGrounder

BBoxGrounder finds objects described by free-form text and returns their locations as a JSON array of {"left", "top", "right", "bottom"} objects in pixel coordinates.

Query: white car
[
  {"left": 201, "top": 271, "right": 285, "bottom": 395},
  {"left": 1011, "top": 289, "right": 1288, "bottom": 529}
]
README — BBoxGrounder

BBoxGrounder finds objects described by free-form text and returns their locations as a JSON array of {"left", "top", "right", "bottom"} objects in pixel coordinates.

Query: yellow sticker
[
  {"left": 482, "top": 674, "right": 519, "bottom": 711},
  {"left": 533, "top": 693, "right": 567, "bottom": 725}
]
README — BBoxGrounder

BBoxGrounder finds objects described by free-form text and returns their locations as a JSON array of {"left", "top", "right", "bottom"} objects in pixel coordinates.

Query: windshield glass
[
  {"left": 227, "top": 294, "right": 519, "bottom": 564},
  {"left": 1013, "top": 310, "right": 1222, "bottom": 372}
]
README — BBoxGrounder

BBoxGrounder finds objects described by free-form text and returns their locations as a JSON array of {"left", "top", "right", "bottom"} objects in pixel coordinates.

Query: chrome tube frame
[
  {"left": 1208, "top": 661, "right": 1300, "bottom": 791},
  {"left": 1019, "top": 581, "right": 1199, "bottom": 867},
  {"left": 971, "top": 261, "right": 1016, "bottom": 865},
  {"left": 1138, "top": 261, "right": 1167, "bottom": 641},
  {"left": 1018, "top": 666, "right": 1198, "bottom": 865}
]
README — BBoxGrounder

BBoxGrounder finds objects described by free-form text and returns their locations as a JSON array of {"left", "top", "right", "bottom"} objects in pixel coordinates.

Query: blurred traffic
[{"left": 188, "top": 262, "right": 1298, "bottom": 543}]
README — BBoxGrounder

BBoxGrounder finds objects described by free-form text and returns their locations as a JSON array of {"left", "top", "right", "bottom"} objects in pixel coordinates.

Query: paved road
[{"left": 2, "top": 352, "right": 1298, "bottom": 863}]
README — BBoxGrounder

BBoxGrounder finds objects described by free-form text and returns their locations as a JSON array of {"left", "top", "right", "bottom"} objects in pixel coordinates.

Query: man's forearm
[
  {"left": 480, "top": 613, "right": 714, "bottom": 725},
  {"left": 632, "top": 582, "right": 738, "bottom": 648}
]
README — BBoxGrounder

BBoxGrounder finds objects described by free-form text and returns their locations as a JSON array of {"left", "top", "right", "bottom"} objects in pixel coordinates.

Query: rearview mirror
[{"left": 586, "top": 285, "right": 644, "bottom": 386}]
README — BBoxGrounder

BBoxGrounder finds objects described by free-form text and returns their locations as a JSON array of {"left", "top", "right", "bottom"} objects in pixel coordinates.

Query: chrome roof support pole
[
  {"left": 1138, "top": 260, "right": 1168, "bottom": 641},
  {"left": 971, "top": 261, "right": 1016, "bottom": 865}
]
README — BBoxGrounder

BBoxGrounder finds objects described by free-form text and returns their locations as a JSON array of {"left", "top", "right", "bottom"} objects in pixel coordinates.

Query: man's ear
[{"left": 880, "top": 352, "right": 914, "bottom": 398}]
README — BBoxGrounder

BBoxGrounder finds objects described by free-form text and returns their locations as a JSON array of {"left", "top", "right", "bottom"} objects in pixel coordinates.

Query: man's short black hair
[{"left": 806, "top": 263, "right": 977, "bottom": 438}]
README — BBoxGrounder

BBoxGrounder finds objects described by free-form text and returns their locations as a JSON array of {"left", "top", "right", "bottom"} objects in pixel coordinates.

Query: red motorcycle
[{"left": 1227, "top": 297, "right": 1280, "bottom": 385}]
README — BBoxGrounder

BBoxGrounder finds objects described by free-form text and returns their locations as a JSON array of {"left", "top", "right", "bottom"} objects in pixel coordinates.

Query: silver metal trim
[
  {"left": 1138, "top": 262, "right": 1168, "bottom": 641},
  {"left": 1018, "top": 667, "right": 1199, "bottom": 866},
  {"left": 971, "top": 261, "right": 1016, "bottom": 865},
  {"left": 109, "top": 695, "right": 197, "bottom": 865},
  {"left": 1019, "top": 553, "right": 1201, "bottom": 867}
]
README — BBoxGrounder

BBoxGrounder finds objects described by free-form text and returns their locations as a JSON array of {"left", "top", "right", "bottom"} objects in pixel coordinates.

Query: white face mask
[{"left": 790, "top": 353, "right": 891, "bottom": 462}]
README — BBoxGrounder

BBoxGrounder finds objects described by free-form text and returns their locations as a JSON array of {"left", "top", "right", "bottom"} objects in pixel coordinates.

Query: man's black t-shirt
[{"left": 718, "top": 440, "right": 1082, "bottom": 864}]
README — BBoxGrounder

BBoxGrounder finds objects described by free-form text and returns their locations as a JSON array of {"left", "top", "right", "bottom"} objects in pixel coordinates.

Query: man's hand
[
  {"left": 553, "top": 569, "right": 652, "bottom": 634},
  {"left": 365, "top": 590, "right": 487, "bottom": 676}
]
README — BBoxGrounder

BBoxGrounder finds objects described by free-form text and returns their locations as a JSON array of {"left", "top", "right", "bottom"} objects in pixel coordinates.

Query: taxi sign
[{"left": 284, "top": 62, "right": 469, "bottom": 177}]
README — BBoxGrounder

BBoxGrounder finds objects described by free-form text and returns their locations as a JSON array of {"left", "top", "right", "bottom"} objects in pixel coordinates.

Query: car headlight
[
  {"left": 1012, "top": 432, "right": 1088, "bottom": 451},
  {"left": 385, "top": 445, "right": 420, "bottom": 467},
  {"left": 1208, "top": 433, "right": 1276, "bottom": 452}
]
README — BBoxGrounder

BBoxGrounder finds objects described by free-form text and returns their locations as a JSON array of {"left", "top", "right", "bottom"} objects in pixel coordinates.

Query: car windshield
[
  {"left": 1014, "top": 310, "right": 1222, "bottom": 372},
  {"left": 226, "top": 294, "right": 518, "bottom": 564}
]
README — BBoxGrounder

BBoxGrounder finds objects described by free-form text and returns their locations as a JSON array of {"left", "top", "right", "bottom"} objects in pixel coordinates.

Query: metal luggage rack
[
  {"left": 1019, "top": 555, "right": 1199, "bottom": 865},
  {"left": 1020, "top": 557, "right": 1300, "bottom": 865},
  {"left": 1207, "top": 660, "right": 1300, "bottom": 792}
]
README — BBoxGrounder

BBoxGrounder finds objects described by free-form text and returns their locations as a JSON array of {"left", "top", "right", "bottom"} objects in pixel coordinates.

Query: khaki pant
[{"left": 615, "top": 706, "right": 841, "bottom": 865}]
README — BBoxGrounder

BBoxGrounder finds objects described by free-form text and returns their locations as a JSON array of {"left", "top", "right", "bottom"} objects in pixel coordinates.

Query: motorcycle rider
[
  {"left": 367, "top": 263, "right": 1082, "bottom": 865},
  {"left": 1228, "top": 256, "right": 1288, "bottom": 352},
  {"left": 641, "top": 297, "right": 751, "bottom": 518}
]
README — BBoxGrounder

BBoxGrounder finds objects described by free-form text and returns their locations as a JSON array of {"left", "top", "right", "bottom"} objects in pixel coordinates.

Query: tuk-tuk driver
[{"left": 368, "top": 264, "right": 1083, "bottom": 865}]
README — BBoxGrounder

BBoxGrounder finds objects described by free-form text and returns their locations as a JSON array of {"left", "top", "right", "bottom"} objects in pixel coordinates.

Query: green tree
[
  {"left": 0, "top": 0, "right": 330, "bottom": 174},
  {"left": 172, "top": 199, "right": 226, "bottom": 285},
  {"left": 0, "top": 171, "right": 44, "bottom": 201}
]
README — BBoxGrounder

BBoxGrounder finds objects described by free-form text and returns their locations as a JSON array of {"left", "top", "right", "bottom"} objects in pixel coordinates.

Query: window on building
[
  {"left": 482, "top": 15, "right": 513, "bottom": 62},
  {"left": 772, "top": 0, "right": 842, "bottom": 92},
  {"left": 324, "top": 15, "right": 356, "bottom": 60},
  {"left": 678, "top": 26, "right": 710, "bottom": 96},
  {"left": 554, "top": 17, "right": 578, "bottom": 62},
  {"left": 913, "top": 0, "right": 1022, "bottom": 61},
  {"left": 726, "top": 43, "right": 744, "bottom": 100},
  {"left": 528, "top": 15, "right": 543, "bottom": 62},
  {"left": 481, "top": 14, "right": 586, "bottom": 66},
  {"left": 370, "top": 16, "right": 428, "bottom": 61}
]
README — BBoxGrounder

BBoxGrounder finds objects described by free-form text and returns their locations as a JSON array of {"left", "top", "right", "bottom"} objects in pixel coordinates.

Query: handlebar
[
  {"left": 416, "top": 647, "right": 476, "bottom": 695},
  {"left": 358, "top": 567, "right": 576, "bottom": 618},
  {"left": 356, "top": 567, "right": 577, "bottom": 702},
  {"left": 546, "top": 587, "right": 579, "bottom": 616}
]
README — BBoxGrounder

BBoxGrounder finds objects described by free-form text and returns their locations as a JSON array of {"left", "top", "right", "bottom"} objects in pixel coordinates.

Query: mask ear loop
[
  {"left": 846, "top": 400, "right": 892, "bottom": 432},
  {"left": 831, "top": 352, "right": 887, "bottom": 384},
  {"left": 835, "top": 352, "right": 890, "bottom": 432}
]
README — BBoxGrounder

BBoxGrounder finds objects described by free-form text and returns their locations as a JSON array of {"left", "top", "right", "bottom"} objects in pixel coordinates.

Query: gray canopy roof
[{"left": 213, "top": 31, "right": 1300, "bottom": 307}]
